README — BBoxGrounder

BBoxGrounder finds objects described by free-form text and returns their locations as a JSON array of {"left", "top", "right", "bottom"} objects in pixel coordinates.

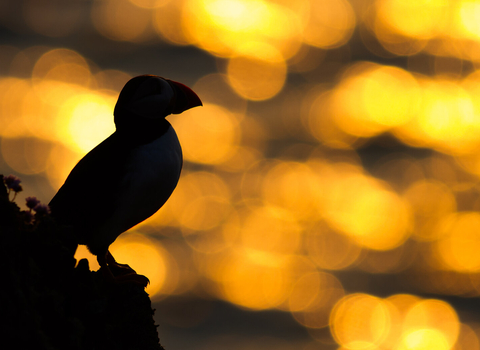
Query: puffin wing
[{"left": 49, "top": 132, "right": 131, "bottom": 242}]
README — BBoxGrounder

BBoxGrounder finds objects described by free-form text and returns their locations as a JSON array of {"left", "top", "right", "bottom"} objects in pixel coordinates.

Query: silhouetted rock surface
[{"left": 0, "top": 175, "right": 164, "bottom": 350}]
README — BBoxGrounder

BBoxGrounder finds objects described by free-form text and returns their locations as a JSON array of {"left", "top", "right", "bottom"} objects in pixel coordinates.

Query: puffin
[{"left": 49, "top": 75, "right": 202, "bottom": 286}]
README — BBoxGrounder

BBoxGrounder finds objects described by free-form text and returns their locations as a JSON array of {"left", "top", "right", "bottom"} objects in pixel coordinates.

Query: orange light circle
[{"left": 227, "top": 42, "right": 287, "bottom": 101}]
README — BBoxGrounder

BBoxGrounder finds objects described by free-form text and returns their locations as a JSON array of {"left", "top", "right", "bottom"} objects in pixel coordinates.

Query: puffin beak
[{"left": 166, "top": 79, "right": 203, "bottom": 114}]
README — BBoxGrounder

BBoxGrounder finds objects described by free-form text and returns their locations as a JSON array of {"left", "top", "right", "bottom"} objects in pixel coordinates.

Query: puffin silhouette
[{"left": 49, "top": 75, "right": 202, "bottom": 286}]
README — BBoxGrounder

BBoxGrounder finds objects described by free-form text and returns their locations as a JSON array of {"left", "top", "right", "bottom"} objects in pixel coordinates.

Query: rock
[{"left": 0, "top": 175, "right": 165, "bottom": 350}]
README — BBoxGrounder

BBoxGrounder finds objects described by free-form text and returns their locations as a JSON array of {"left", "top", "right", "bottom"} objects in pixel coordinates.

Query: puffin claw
[
  {"left": 108, "top": 262, "right": 137, "bottom": 276},
  {"left": 100, "top": 266, "right": 150, "bottom": 288},
  {"left": 99, "top": 251, "right": 150, "bottom": 288},
  {"left": 113, "top": 273, "right": 150, "bottom": 287}
]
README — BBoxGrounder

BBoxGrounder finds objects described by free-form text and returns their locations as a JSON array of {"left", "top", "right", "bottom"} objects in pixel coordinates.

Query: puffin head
[{"left": 113, "top": 75, "right": 202, "bottom": 129}]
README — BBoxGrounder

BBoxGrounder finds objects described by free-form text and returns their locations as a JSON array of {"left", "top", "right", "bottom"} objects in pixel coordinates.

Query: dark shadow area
[{"left": 0, "top": 174, "right": 163, "bottom": 350}]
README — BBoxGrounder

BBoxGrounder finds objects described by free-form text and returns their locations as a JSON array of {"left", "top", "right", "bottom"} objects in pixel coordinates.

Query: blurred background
[{"left": 3, "top": 0, "right": 480, "bottom": 349}]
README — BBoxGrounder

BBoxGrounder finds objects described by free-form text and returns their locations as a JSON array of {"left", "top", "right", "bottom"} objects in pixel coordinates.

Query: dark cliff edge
[{"left": 0, "top": 174, "right": 165, "bottom": 350}]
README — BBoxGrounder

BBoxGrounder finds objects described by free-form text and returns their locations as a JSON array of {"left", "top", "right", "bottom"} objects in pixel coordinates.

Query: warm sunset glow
[
  {"left": 7, "top": 1, "right": 480, "bottom": 348},
  {"left": 398, "top": 329, "right": 450, "bottom": 350},
  {"left": 329, "top": 294, "right": 461, "bottom": 350},
  {"left": 458, "top": 1, "right": 480, "bottom": 40},
  {"left": 382, "top": 294, "right": 422, "bottom": 349},
  {"left": 372, "top": 0, "right": 480, "bottom": 59},
  {"left": 317, "top": 62, "right": 480, "bottom": 158},
  {"left": 1, "top": 137, "right": 53, "bottom": 175},
  {"left": 192, "top": 73, "right": 248, "bottom": 114},
  {"left": 302, "top": 0, "right": 355, "bottom": 49},
  {"left": 57, "top": 92, "right": 116, "bottom": 153},
  {"left": 216, "top": 249, "right": 291, "bottom": 310},
  {"left": 375, "top": 0, "right": 448, "bottom": 40},
  {"left": 239, "top": 205, "right": 301, "bottom": 255},
  {"left": 330, "top": 293, "right": 391, "bottom": 348},
  {"left": 403, "top": 299, "right": 460, "bottom": 348},
  {"left": 32, "top": 48, "right": 91, "bottom": 86},
  {"left": 288, "top": 272, "right": 322, "bottom": 313},
  {"left": 289, "top": 271, "right": 345, "bottom": 329},
  {"left": 45, "top": 144, "right": 83, "bottom": 190},
  {"left": 408, "top": 79, "right": 480, "bottom": 155},
  {"left": 74, "top": 245, "right": 100, "bottom": 271},
  {"left": 0, "top": 78, "right": 30, "bottom": 138},
  {"left": 110, "top": 233, "right": 173, "bottom": 298},
  {"left": 182, "top": 0, "right": 303, "bottom": 59},
  {"left": 403, "top": 180, "right": 457, "bottom": 242},
  {"left": 456, "top": 324, "right": 480, "bottom": 350},
  {"left": 321, "top": 163, "right": 411, "bottom": 250},
  {"left": 170, "top": 103, "right": 240, "bottom": 164},
  {"left": 329, "top": 62, "right": 420, "bottom": 137},
  {"left": 150, "top": 170, "right": 232, "bottom": 233},
  {"left": 152, "top": 1, "right": 189, "bottom": 45},
  {"left": 306, "top": 225, "right": 362, "bottom": 270},
  {"left": 226, "top": 42, "right": 287, "bottom": 100},
  {"left": 261, "top": 161, "right": 323, "bottom": 221},
  {"left": 91, "top": 0, "right": 151, "bottom": 42},
  {"left": 435, "top": 212, "right": 480, "bottom": 272},
  {"left": 129, "top": 0, "right": 171, "bottom": 9},
  {"left": 74, "top": 233, "right": 178, "bottom": 299}
]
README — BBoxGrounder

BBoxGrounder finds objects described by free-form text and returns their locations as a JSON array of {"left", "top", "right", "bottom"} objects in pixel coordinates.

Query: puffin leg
[
  {"left": 97, "top": 250, "right": 115, "bottom": 280},
  {"left": 98, "top": 250, "right": 150, "bottom": 287}
]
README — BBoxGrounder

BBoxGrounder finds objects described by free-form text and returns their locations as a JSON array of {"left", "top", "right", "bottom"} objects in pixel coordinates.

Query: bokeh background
[{"left": 3, "top": 0, "right": 480, "bottom": 349}]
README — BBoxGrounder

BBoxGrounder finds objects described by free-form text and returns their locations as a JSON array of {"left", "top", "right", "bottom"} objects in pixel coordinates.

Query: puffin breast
[{"left": 99, "top": 126, "right": 182, "bottom": 244}]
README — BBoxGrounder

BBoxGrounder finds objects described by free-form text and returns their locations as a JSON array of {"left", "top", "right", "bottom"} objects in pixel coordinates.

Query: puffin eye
[{"left": 131, "top": 78, "right": 164, "bottom": 100}]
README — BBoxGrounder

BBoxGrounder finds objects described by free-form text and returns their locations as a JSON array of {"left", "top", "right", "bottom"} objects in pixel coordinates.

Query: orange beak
[{"left": 166, "top": 79, "right": 203, "bottom": 114}]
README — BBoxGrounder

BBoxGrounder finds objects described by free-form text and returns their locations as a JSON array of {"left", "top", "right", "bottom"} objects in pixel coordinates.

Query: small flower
[
  {"left": 4, "top": 174, "right": 23, "bottom": 201},
  {"left": 25, "top": 197, "right": 40, "bottom": 210},
  {"left": 34, "top": 203, "right": 51, "bottom": 215},
  {"left": 4, "top": 174, "right": 22, "bottom": 193},
  {"left": 25, "top": 196, "right": 40, "bottom": 210}
]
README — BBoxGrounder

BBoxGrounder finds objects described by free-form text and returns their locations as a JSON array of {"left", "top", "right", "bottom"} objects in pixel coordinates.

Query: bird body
[{"left": 49, "top": 75, "right": 202, "bottom": 285}]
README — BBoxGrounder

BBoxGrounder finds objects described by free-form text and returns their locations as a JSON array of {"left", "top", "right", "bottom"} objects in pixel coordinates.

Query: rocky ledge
[{"left": 0, "top": 174, "right": 164, "bottom": 350}]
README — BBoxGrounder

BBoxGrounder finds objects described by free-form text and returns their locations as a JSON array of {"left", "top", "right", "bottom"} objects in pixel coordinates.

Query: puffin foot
[
  {"left": 98, "top": 250, "right": 150, "bottom": 287},
  {"left": 112, "top": 272, "right": 150, "bottom": 287},
  {"left": 100, "top": 266, "right": 150, "bottom": 287},
  {"left": 108, "top": 261, "right": 137, "bottom": 276}
]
